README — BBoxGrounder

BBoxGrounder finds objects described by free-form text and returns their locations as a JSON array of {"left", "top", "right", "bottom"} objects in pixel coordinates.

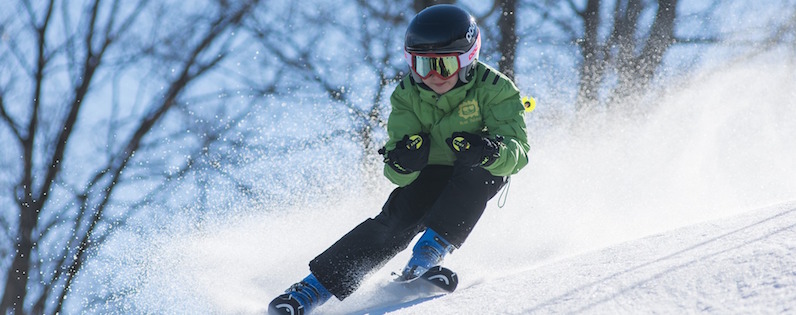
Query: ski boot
[
  {"left": 268, "top": 273, "right": 332, "bottom": 315},
  {"left": 398, "top": 228, "right": 456, "bottom": 281}
]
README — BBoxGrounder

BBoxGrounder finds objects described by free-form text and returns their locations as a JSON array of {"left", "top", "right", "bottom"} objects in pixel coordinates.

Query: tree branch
[{"left": 0, "top": 94, "right": 23, "bottom": 142}]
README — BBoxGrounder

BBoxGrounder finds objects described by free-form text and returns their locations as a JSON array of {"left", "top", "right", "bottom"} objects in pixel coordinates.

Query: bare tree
[
  {"left": 245, "top": 0, "right": 412, "bottom": 178},
  {"left": 0, "top": 0, "right": 264, "bottom": 313},
  {"left": 574, "top": 0, "right": 679, "bottom": 112},
  {"left": 519, "top": 0, "right": 679, "bottom": 113}
]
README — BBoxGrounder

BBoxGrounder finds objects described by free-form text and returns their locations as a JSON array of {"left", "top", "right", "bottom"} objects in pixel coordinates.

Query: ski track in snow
[
  {"left": 324, "top": 203, "right": 796, "bottom": 314},
  {"left": 122, "top": 51, "right": 796, "bottom": 314}
]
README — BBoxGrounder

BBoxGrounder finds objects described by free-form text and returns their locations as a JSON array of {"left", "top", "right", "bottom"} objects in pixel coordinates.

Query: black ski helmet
[{"left": 404, "top": 4, "right": 481, "bottom": 82}]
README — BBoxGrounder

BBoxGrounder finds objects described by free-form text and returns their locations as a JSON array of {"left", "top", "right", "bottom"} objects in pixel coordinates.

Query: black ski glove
[
  {"left": 379, "top": 133, "right": 430, "bottom": 174},
  {"left": 446, "top": 132, "right": 502, "bottom": 168}
]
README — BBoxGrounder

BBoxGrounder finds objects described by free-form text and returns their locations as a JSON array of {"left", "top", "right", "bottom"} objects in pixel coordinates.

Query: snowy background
[
  {"left": 3, "top": 1, "right": 796, "bottom": 314},
  {"left": 110, "top": 50, "right": 796, "bottom": 314}
]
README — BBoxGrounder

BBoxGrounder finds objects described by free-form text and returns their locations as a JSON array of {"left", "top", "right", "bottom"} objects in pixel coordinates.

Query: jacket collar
[{"left": 416, "top": 75, "right": 477, "bottom": 113}]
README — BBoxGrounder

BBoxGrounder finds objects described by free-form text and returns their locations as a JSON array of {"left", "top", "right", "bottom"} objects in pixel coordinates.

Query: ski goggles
[{"left": 404, "top": 33, "right": 481, "bottom": 80}]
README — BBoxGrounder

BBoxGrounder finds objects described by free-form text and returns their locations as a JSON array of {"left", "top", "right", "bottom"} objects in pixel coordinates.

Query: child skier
[{"left": 268, "top": 4, "right": 529, "bottom": 314}]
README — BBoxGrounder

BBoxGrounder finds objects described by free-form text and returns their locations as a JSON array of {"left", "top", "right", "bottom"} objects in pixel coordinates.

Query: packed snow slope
[
  {"left": 122, "top": 54, "right": 796, "bottom": 313},
  {"left": 332, "top": 202, "right": 796, "bottom": 314}
]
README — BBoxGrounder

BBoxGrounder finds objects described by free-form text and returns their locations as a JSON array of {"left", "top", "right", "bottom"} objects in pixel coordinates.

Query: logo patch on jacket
[{"left": 458, "top": 99, "right": 480, "bottom": 124}]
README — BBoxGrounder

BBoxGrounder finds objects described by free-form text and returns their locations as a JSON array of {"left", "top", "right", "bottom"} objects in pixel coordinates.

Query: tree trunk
[
  {"left": 632, "top": 0, "right": 678, "bottom": 95},
  {"left": 1, "top": 1, "right": 55, "bottom": 311},
  {"left": 497, "top": 0, "right": 518, "bottom": 81},
  {"left": 576, "top": 0, "right": 604, "bottom": 112},
  {"left": 1, "top": 202, "right": 37, "bottom": 314}
]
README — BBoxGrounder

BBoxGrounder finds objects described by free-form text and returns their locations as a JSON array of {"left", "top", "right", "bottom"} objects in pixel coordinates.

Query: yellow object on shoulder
[{"left": 522, "top": 96, "right": 536, "bottom": 112}]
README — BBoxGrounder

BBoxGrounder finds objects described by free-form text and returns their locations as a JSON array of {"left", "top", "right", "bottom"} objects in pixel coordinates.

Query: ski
[{"left": 393, "top": 266, "right": 458, "bottom": 293}]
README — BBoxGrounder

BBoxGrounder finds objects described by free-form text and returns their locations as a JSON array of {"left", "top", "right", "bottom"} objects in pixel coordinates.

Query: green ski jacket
[{"left": 383, "top": 61, "right": 530, "bottom": 187}]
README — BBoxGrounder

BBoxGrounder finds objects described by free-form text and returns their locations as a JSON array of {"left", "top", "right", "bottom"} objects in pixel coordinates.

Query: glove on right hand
[
  {"left": 446, "top": 132, "right": 501, "bottom": 168},
  {"left": 378, "top": 133, "right": 430, "bottom": 174}
]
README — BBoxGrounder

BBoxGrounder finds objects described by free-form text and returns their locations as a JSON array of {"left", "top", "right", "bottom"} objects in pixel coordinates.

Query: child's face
[{"left": 422, "top": 74, "right": 458, "bottom": 94}]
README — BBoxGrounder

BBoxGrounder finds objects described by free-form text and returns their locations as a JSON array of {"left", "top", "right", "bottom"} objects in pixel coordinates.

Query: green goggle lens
[{"left": 413, "top": 55, "right": 460, "bottom": 79}]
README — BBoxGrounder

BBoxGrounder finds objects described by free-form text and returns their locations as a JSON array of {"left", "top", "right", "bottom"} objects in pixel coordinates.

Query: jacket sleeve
[
  {"left": 482, "top": 83, "right": 530, "bottom": 177},
  {"left": 383, "top": 82, "right": 423, "bottom": 187}
]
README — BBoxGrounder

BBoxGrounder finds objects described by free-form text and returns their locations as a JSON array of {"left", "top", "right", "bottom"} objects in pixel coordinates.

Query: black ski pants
[{"left": 309, "top": 164, "right": 506, "bottom": 299}]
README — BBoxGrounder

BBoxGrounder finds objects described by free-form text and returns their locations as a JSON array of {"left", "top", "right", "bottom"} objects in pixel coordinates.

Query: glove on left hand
[
  {"left": 379, "top": 133, "right": 430, "bottom": 174},
  {"left": 446, "top": 132, "right": 502, "bottom": 168}
]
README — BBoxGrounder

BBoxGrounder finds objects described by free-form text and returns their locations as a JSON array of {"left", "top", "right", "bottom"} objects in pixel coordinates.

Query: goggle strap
[
  {"left": 404, "top": 50, "right": 413, "bottom": 67},
  {"left": 458, "top": 33, "right": 481, "bottom": 67}
]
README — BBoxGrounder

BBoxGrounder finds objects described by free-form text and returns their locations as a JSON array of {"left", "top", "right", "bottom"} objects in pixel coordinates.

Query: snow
[
  {"left": 357, "top": 203, "right": 796, "bottom": 314},
  {"left": 129, "top": 200, "right": 796, "bottom": 314},
  {"left": 124, "top": 53, "right": 796, "bottom": 314}
]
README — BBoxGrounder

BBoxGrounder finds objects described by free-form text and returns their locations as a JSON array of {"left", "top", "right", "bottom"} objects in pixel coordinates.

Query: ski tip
[{"left": 421, "top": 266, "right": 458, "bottom": 293}]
